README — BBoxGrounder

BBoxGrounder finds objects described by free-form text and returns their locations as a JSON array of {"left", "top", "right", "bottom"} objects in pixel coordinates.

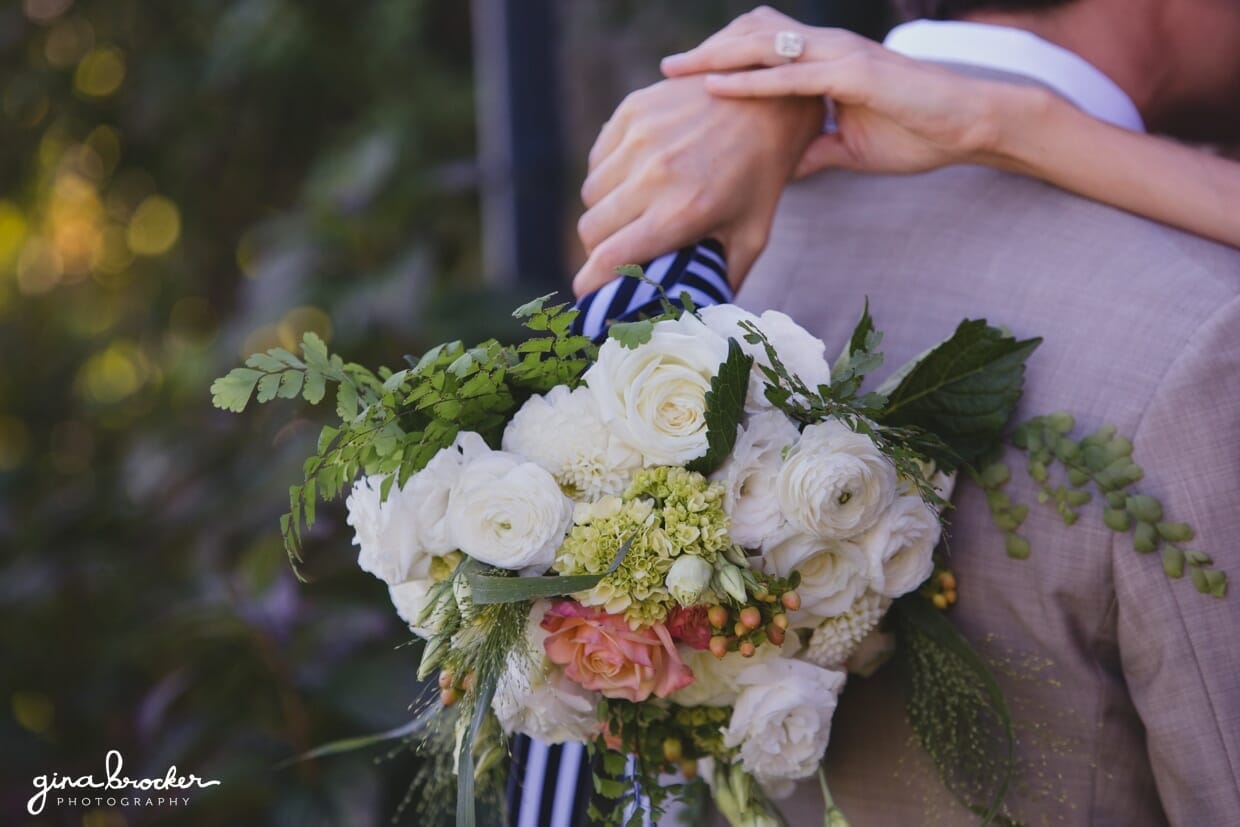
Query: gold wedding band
[{"left": 774, "top": 30, "right": 805, "bottom": 60}]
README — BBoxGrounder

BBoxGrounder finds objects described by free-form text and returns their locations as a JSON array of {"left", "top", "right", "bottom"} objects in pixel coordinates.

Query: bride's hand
[{"left": 661, "top": 7, "right": 1023, "bottom": 178}]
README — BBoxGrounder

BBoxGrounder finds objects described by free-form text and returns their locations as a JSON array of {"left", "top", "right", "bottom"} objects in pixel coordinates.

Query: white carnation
[
  {"left": 492, "top": 601, "right": 600, "bottom": 743},
  {"left": 777, "top": 420, "right": 897, "bottom": 539},
  {"left": 711, "top": 410, "right": 800, "bottom": 549},
  {"left": 762, "top": 530, "right": 876, "bottom": 625},
  {"left": 503, "top": 385, "right": 643, "bottom": 501},
  {"left": 802, "top": 590, "right": 891, "bottom": 669},
  {"left": 723, "top": 658, "right": 846, "bottom": 790},
  {"left": 858, "top": 494, "right": 942, "bottom": 599},
  {"left": 583, "top": 313, "right": 729, "bottom": 466},
  {"left": 699, "top": 305, "right": 831, "bottom": 414},
  {"left": 447, "top": 448, "right": 574, "bottom": 573}
]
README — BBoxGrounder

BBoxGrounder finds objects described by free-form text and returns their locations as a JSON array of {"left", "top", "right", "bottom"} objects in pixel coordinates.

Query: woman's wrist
[{"left": 974, "top": 83, "right": 1061, "bottom": 175}]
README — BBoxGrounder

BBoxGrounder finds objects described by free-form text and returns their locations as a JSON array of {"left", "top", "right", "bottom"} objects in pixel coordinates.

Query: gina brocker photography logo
[{"left": 27, "top": 750, "right": 221, "bottom": 815}]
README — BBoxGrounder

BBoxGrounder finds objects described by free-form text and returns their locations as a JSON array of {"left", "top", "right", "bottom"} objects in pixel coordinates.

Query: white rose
[
  {"left": 762, "top": 531, "right": 875, "bottom": 625},
  {"left": 492, "top": 601, "right": 600, "bottom": 743},
  {"left": 712, "top": 410, "right": 800, "bottom": 549},
  {"left": 388, "top": 579, "right": 437, "bottom": 638},
  {"left": 723, "top": 658, "right": 846, "bottom": 789},
  {"left": 665, "top": 555, "right": 714, "bottom": 606},
  {"left": 583, "top": 313, "right": 729, "bottom": 466},
  {"left": 672, "top": 637, "right": 800, "bottom": 708},
  {"left": 345, "top": 432, "right": 491, "bottom": 586},
  {"left": 858, "top": 494, "right": 942, "bottom": 599},
  {"left": 777, "top": 420, "right": 897, "bottom": 539},
  {"left": 447, "top": 449, "right": 573, "bottom": 573},
  {"left": 699, "top": 305, "right": 831, "bottom": 414},
  {"left": 503, "top": 385, "right": 643, "bottom": 501}
]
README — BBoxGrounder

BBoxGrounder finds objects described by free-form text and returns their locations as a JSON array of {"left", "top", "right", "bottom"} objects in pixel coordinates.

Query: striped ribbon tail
[{"left": 571, "top": 239, "right": 731, "bottom": 343}]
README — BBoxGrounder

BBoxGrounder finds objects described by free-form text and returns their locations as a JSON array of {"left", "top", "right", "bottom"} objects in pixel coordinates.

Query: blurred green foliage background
[{"left": 0, "top": 2, "right": 888, "bottom": 825}]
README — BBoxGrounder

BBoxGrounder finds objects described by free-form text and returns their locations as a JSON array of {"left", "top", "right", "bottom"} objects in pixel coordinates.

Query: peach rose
[{"left": 541, "top": 601, "right": 694, "bottom": 702}]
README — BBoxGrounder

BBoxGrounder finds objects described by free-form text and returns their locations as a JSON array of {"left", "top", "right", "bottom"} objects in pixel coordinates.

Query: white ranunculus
[
  {"left": 492, "top": 601, "right": 600, "bottom": 743},
  {"left": 345, "top": 431, "right": 490, "bottom": 586},
  {"left": 388, "top": 579, "right": 437, "bottom": 638},
  {"left": 777, "top": 420, "right": 897, "bottom": 539},
  {"left": 723, "top": 658, "right": 846, "bottom": 790},
  {"left": 672, "top": 637, "right": 800, "bottom": 708},
  {"left": 503, "top": 385, "right": 643, "bottom": 501},
  {"left": 762, "top": 530, "right": 876, "bottom": 625},
  {"left": 858, "top": 494, "right": 942, "bottom": 599},
  {"left": 583, "top": 313, "right": 729, "bottom": 466},
  {"left": 712, "top": 410, "right": 800, "bottom": 549},
  {"left": 447, "top": 449, "right": 573, "bottom": 573},
  {"left": 665, "top": 555, "right": 713, "bottom": 606},
  {"left": 699, "top": 305, "right": 831, "bottom": 414}
]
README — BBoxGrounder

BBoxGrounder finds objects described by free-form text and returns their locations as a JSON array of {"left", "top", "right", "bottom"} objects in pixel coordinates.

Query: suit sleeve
[{"left": 1116, "top": 295, "right": 1240, "bottom": 823}]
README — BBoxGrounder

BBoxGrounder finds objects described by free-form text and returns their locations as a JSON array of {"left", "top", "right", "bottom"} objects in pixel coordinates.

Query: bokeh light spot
[
  {"left": 278, "top": 305, "right": 332, "bottom": 349},
  {"left": 93, "top": 225, "right": 133, "bottom": 277},
  {"left": 82, "top": 810, "right": 128, "bottom": 827},
  {"left": 11, "top": 690, "right": 54, "bottom": 734},
  {"left": 0, "top": 201, "right": 28, "bottom": 269},
  {"left": 126, "top": 195, "right": 180, "bottom": 256},
  {"left": 16, "top": 238, "right": 63, "bottom": 294},
  {"left": 45, "top": 17, "right": 95, "bottom": 67},
  {"left": 50, "top": 419, "right": 95, "bottom": 474},
  {"left": 0, "top": 416, "right": 32, "bottom": 471},
  {"left": 77, "top": 340, "right": 149, "bottom": 403},
  {"left": 86, "top": 125, "right": 121, "bottom": 176},
  {"left": 75, "top": 46, "right": 126, "bottom": 98},
  {"left": 22, "top": 0, "right": 72, "bottom": 23}
]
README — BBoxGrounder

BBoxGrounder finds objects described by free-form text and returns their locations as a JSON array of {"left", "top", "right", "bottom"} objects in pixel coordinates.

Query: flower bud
[
  {"left": 417, "top": 635, "right": 449, "bottom": 681},
  {"left": 715, "top": 563, "right": 748, "bottom": 604},
  {"left": 666, "top": 555, "right": 713, "bottom": 605}
]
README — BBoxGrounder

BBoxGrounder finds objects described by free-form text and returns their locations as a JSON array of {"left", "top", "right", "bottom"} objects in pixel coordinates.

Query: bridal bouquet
[{"left": 213, "top": 290, "right": 1042, "bottom": 825}]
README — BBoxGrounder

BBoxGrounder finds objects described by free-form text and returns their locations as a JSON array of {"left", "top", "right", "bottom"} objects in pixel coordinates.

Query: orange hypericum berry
[
  {"left": 739, "top": 640, "right": 757, "bottom": 658},
  {"left": 709, "top": 636, "right": 730, "bottom": 659},
  {"left": 739, "top": 606, "right": 762, "bottom": 630},
  {"left": 440, "top": 687, "right": 459, "bottom": 706},
  {"left": 772, "top": 613, "right": 789, "bottom": 631},
  {"left": 437, "top": 671, "right": 453, "bottom": 690},
  {"left": 766, "top": 624, "right": 786, "bottom": 646},
  {"left": 781, "top": 591, "right": 802, "bottom": 611},
  {"left": 707, "top": 605, "right": 729, "bottom": 629}
]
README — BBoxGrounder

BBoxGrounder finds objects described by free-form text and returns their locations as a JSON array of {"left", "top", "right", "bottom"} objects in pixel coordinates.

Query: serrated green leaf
[
  {"left": 608, "top": 319, "right": 654, "bottom": 350},
  {"left": 686, "top": 339, "right": 752, "bottom": 476},
  {"left": 210, "top": 368, "right": 263, "bottom": 412},
  {"left": 881, "top": 321, "right": 1041, "bottom": 471}
]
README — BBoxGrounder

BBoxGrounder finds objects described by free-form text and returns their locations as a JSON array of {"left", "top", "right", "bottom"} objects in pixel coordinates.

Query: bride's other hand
[
  {"left": 572, "top": 75, "right": 822, "bottom": 298},
  {"left": 661, "top": 6, "right": 1022, "bottom": 178}
]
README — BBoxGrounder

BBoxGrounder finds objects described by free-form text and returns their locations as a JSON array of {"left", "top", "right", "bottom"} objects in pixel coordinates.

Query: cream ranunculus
[
  {"left": 446, "top": 449, "right": 573, "bottom": 573},
  {"left": 583, "top": 313, "right": 729, "bottom": 466},
  {"left": 711, "top": 410, "right": 800, "bottom": 549},
  {"left": 492, "top": 601, "right": 601, "bottom": 743},
  {"left": 699, "top": 305, "right": 831, "bottom": 414},
  {"left": 723, "top": 658, "right": 846, "bottom": 791},
  {"left": 762, "top": 530, "right": 876, "bottom": 625},
  {"left": 858, "top": 494, "right": 942, "bottom": 599},
  {"left": 777, "top": 420, "right": 897, "bottom": 539},
  {"left": 502, "top": 385, "right": 643, "bottom": 501}
]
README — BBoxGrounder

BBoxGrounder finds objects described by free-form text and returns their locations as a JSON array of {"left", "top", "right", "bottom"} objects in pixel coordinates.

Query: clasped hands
[{"left": 573, "top": 6, "right": 1006, "bottom": 298}]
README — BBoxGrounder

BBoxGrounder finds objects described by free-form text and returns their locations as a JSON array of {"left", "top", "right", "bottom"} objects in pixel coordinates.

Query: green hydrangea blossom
[{"left": 555, "top": 467, "right": 734, "bottom": 627}]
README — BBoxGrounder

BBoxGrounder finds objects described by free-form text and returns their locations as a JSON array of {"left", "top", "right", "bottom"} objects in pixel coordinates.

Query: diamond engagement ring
[{"left": 774, "top": 30, "right": 805, "bottom": 60}]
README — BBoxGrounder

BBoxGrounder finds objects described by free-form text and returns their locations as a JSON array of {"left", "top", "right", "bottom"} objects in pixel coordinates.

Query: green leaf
[
  {"left": 833, "top": 298, "right": 878, "bottom": 378},
  {"left": 210, "top": 368, "right": 263, "bottom": 412},
  {"left": 881, "top": 320, "right": 1041, "bottom": 471},
  {"left": 513, "top": 293, "right": 558, "bottom": 319},
  {"left": 256, "top": 371, "right": 282, "bottom": 403},
  {"left": 277, "top": 369, "right": 304, "bottom": 399},
  {"left": 336, "top": 381, "right": 358, "bottom": 419},
  {"left": 614, "top": 263, "right": 644, "bottom": 280},
  {"left": 686, "top": 339, "right": 753, "bottom": 476},
  {"left": 468, "top": 536, "right": 636, "bottom": 605},
  {"left": 608, "top": 319, "right": 655, "bottom": 350},
  {"left": 303, "top": 368, "right": 326, "bottom": 404}
]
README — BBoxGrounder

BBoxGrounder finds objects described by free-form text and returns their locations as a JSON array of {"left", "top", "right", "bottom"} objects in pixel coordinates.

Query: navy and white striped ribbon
[
  {"left": 571, "top": 239, "right": 731, "bottom": 343},
  {"left": 506, "top": 240, "right": 729, "bottom": 826}
]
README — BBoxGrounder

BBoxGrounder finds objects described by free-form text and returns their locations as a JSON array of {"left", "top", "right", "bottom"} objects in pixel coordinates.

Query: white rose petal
[
  {"left": 723, "top": 658, "right": 846, "bottom": 789},
  {"left": 584, "top": 314, "right": 729, "bottom": 466},
  {"left": 672, "top": 637, "right": 800, "bottom": 708},
  {"left": 858, "top": 494, "right": 942, "bottom": 599},
  {"left": 492, "top": 600, "right": 600, "bottom": 743},
  {"left": 388, "top": 579, "right": 437, "bottom": 638},
  {"left": 762, "top": 530, "right": 875, "bottom": 625},
  {"left": 777, "top": 420, "right": 897, "bottom": 539},
  {"left": 712, "top": 410, "right": 800, "bottom": 549},
  {"left": 699, "top": 305, "right": 831, "bottom": 414},
  {"left": 503, "top": 385, "right": 642, "bottom": 501},
  {"left": 447, "top": 449, "right": 573, "bottom": 573}
]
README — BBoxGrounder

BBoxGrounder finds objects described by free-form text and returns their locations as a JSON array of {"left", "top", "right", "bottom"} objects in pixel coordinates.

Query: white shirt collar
[{"left": 885, "top": 20, "right": 1145, "bottom": 132}]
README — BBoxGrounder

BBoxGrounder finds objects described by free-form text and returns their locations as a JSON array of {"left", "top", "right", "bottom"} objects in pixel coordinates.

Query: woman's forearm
[{"left": 984, "top": 85, "right": 1240, "bottom": 249}]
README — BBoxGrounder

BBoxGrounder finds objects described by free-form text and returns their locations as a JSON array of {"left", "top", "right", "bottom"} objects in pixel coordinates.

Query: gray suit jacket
[{"left": 729, "top": 116, "right": 1240, "bottom": 824}]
